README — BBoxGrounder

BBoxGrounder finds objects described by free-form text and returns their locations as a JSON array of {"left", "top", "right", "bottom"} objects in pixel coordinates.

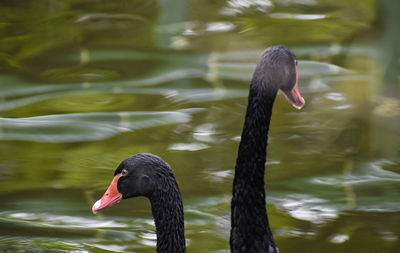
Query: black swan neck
[
  {"left": 230, "top": 78, "right": 278, "bottom": 253},
  {"left": 150, "top": 182, "right": 185, "bottom": 253}
]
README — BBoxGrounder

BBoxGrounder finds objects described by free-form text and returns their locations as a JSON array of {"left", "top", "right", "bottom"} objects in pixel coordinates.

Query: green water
[{"left": 1, "top": 0, "right": 399, "bottom": 252}]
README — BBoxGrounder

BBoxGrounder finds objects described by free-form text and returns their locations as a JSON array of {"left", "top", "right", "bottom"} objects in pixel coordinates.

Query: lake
[{"left": 0, "top": 0, "right": 399, "bottom": 252}]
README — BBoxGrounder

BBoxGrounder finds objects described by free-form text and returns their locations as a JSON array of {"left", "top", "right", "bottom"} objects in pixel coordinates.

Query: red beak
[
  {"left": 282, "top": 65, "right": 305, "bottom": 109},
  {"left": 92, "top": 174, "right": 123, "bottom": 214}
]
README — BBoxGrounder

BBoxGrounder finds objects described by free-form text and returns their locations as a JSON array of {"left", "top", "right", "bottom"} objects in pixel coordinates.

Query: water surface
[{"left": 0, "top": 0, "right": 399, "bottom": 252}]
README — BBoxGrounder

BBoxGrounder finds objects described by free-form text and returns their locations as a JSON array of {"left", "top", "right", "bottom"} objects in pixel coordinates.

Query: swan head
[
  {"left": 255, "top": 45, "right": 305, "bottom": 109},
  {"left": 92, "top": 153, "right": 175, "bottom": 213}
]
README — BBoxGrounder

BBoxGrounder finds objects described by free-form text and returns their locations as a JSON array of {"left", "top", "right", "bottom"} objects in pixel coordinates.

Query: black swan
[
  {"left": 92, "top": 153, "right": 185, "bottom": 253},
  {"left": 230, "top": 45, "right": 304, "bottom": 253},
  {"left": 92, "top": 45, "right": 304, "bottom": 253}
]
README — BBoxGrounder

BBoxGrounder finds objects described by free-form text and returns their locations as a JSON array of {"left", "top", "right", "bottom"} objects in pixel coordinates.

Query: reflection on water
[
  {"left": 0, "top": 0, "right": 400, "bottom": 252},
  {"left": 0, "top": 110, "right": 200, "bottom": 142}
]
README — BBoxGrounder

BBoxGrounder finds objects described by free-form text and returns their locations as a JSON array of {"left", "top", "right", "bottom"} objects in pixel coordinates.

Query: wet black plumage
[
  {"left": 230, "top": 45, "right": 299, "bottom": 253},
  {"left": 115, "top": 153, "right": 185, "bottom": 253}
]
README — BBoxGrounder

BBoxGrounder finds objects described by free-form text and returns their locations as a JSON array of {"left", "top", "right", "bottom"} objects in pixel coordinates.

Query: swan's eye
[{"left": 121, "top": 169, "right": 128, "bottom": 177}]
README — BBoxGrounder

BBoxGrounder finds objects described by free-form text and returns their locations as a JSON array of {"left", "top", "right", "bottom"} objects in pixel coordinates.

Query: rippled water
[{"left": 1, "top": 0, "right": 400, "bottom": 252}]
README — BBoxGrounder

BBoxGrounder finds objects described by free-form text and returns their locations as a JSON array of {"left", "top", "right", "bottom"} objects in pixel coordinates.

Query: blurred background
[{"left": 0, "top": 0, "right": 399, "bottom": 252}]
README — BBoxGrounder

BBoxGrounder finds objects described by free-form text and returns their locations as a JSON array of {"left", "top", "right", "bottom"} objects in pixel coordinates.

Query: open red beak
[
  {"left": 92, "top": 174, "right": 123, "bottom": 214},
  {"left": 282, "top": 65, "right": 305, "bottom": 109}
]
